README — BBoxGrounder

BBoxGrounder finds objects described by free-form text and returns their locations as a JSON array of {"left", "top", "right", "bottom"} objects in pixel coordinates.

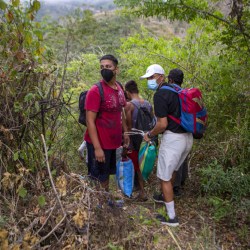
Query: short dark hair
[
  {"left": 125, "top": 80, "right": 139, "bottom": 94},
  {"left": 100, "top": 54, "right": 118, "bottom": 66},
  {"left": 168, "top": 68, "right": 184, "bottom": 85}
]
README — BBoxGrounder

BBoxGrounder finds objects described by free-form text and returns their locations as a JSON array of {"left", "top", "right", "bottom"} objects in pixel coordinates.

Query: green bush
[{"left": 199, "top": 160, "right": 250, "bottom": 201}]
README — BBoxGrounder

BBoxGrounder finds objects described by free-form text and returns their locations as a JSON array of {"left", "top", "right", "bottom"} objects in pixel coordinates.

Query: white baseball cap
[{"left": 140, "top": 64, "right": 165, "bottom": 79}]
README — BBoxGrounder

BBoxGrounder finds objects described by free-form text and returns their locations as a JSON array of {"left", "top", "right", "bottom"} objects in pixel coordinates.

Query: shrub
[{"left": 199, "top": 160, "right": 250, "bottom": 201}]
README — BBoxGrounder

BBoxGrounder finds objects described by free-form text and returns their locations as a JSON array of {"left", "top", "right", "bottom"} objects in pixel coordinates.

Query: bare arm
[
  {"left": 124, "top": 102, "right": 134, "bottom": 131},
  {"left": 144, "top": 117, "right": 168, "bottom": 142},
  {"left": 86, "top": 110, "right": 105, "bottom": 162},
  {"left": 122, "top": 107, "right": 130, "bottom": 148}
]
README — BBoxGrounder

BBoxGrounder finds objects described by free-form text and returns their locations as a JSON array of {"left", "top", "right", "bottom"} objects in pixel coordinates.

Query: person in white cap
[
  {"left": 140, "top": 64, "right": 165, "bottom": 90},
  {"left": 141, "top": 66, "right": 193, "bottom": 227}
]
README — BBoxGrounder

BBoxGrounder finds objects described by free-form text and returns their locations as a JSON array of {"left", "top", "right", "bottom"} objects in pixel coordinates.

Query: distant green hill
[{"left": 36, "top": 0, "right": 115, "bottom": 20}]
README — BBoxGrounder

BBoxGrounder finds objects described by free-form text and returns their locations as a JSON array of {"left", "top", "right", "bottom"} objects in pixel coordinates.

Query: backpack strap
[
  {"left": 160, "top": 85, "right": 181, "bottom": 125},
  {"left": 130, "top": 100, "right": 140, "bottom": 128},
  {"left": 130, "top": 99, "right": 140, "bottom": 108},
  {"left": 96, "top": 81, "right": 123, "bottom": 104},
  {"left": 116, "top": 81, "right": 124, "bottom": 91},
  {"left": 95, "top": 82, "right": 104, "bottom": 103},
  {"left": 160, "top": 85, "right": 179, "bottom": 93}
]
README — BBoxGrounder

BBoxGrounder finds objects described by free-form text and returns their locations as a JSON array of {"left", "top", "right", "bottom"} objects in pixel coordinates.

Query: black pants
[{"left": 174, "top": 157, "right": 188, "bottom": 188}]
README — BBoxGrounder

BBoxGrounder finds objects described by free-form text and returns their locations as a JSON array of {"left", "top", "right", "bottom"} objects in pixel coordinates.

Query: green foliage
[
  {"left": 66, "top": 53, "right": 100, "bottom": 88},
  {"left": 207, "top": 195, "right": 249, "bottom": 226},
  {"left": 18, "top": 186, "right": 28, "bottom": 198},
  {"left": 0, "top": 0, "right": 49, "bottom": 171},
  {"left": 38, "top": 195, "right": 46, "bottom": 207},
  {"left": 237, "top": 224, "right": 249, "bottom": 242},
  {"left": 36, "top": 0, "right": 116, "bottom": 21},
  {"left": 0, "top": 0, "right": 76, "bottom": 175},
  {"left": 115, "top": 0, "right": 250, "bottom": 51},
  {"left": 0, "top": 216, "right": 8, "bottom": 228},
  {"left": 43, "top": 9, "right": 141, "bottom": 62},
  {"left": 0, "top": 0, "right": 249, "bottom": 248},
  {"left": 118, "top": 16, "right": 250, "bottom": 161},
  {"left": 116, "top": 3, "right": 249, "bottom": 216},
  {"left": 0, "top": 0, "right": 7, "bottom": 10},
  {"left": 107, "top": 243, "right": 123, "bottom": 250},
  {"left": 192, "top": 222, "right": 219, "bottom": 249},
  {"left": 199, "top": 161, "right": 250, "bottom": 201},
  {"left": 208, "top": 197, "right": 233, "bottom": 221}
]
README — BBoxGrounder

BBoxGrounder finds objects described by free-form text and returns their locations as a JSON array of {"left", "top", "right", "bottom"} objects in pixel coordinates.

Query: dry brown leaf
[
  {"left": 15, "top": 51, "right": 26, "bottom": 61},
  {"left": 30, "top": 235, "right": 39, "bottom": 245},
  {"left": 33, "top": 206, "right": 40, "bottom": 214},
  {"left": 82, "top": 235, "right": 89, "bottom": 245},
  {"left": 1, "top": 172, "right": 12, "bottom": 190},
  {"left": 9, "top": 133, "right": 13, "bottom": 140},
  {"left": 0, "top": 229, "right": 8, "bottom": 239},
  {"left": 73, "top": 209, "right": 88, "bottom": 228},
  {"left": 39, "top": 216, "right": 47, "bottom": 225},
  {"left": 22, "top": 241, "right": 31, "bottom": 250},
  {"left": 11, "top": 244, "right": 21, "bottom": 250},
  {"left": 62, "top": 245, "right": 71, "bottom": 250},
  {"left": 18, "top": 167, "right": 29, "bottom": 176},
  {"left": 56, "top": 175, "right": 67, "bottom": 196},
  {"left": 74, "top": 191, "right": 82, "bottom": 200},
  {"left": 23, "top": 232, "right": 31, "bottom": 242},
  {"left": 15, "top": 175, "right": 22, "bottom": 184},
  {"left": 55, "top": 214, "right": 63, "bottom": 224},
  {"left": 22, "top": 231, "right": 39, "bottom": 248},
  {"left": 1, "top": 239, "right": 8, "bottom": 250}
]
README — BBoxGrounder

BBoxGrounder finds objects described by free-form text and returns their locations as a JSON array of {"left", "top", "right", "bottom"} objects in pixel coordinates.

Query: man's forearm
[
  {"left": 87, "top": 120, "right": 102, "bottom": 150},
  {"left": 147, "top": 117, "right": 168, "bottom": 137},
  {"left": 122, "top": 108, "right": 128, "bottom": 132},
  {"left": 148, "top": 125, "right": 165, "bottom": 137}
]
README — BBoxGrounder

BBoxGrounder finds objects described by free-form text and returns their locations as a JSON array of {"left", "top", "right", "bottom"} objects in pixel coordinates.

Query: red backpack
[{"left": 161, "top": 84, "right": 208, "bottom": 138}]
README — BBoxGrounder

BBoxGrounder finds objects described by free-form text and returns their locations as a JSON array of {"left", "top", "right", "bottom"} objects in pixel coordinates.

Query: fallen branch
[
  {"left": 41, "top": 134, "right": 66, "bottom": 217},
  {"left": 30, "top": 134, "right": 69, "bottom": 248},
  {"left": 86, "top": 192, "right": 91, "bottom": 250},
  {"left": 35, "top": 203, "right": 57, "bottom": 236},
  {"left": 166, "top": 226, "right": 182, "bottom": 250},
  {"left": 31, "top": 214, "right": 67, "bottom": 249}
]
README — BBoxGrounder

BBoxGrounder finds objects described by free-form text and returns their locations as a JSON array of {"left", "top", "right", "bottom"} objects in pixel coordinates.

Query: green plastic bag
[{"left": 138, "top": 141, "right": 157, "bottom": 180}]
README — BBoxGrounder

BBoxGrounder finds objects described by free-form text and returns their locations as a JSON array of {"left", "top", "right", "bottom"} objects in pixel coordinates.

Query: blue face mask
[{"left": 147, "top": 79, "right": 158, "bottom": 90}]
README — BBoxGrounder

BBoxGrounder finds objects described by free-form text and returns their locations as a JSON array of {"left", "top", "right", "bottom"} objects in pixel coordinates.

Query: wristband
[{"left": 147, "top": 131, "right": 154, "bottom": 139}]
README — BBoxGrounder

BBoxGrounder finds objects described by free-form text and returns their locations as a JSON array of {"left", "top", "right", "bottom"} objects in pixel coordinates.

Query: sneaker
[
  {"left": 135, "top": 193, "right": 148, "bottom": 202},
  {"left": 153, "top": 193, "right": 165, "bottom": 204},
  {"left": 107, "top": 199, "right": 124, "bottom": 208},
  {"left": 133, "top": 185, "right": 140, "bottom": 192},
  {"left": 156, "top": 214, "right": 179, "bottom": 227}
]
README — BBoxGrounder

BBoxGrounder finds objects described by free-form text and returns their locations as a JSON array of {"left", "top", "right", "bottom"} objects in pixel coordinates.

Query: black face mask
[{"left": 101, "top": 68, "right": 114, "bottom": 82}]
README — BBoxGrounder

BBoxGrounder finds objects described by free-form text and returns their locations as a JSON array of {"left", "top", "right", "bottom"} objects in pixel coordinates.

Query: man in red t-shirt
[{"left": 84, "top": 54, "right": 129, "bottom": 191}]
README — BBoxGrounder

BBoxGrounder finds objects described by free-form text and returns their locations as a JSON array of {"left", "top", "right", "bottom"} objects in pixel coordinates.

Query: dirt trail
[{"left": 121, "top": 176, "right": 249, "bottom": 250}]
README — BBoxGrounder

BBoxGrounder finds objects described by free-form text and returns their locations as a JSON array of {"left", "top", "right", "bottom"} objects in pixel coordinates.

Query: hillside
[
  {"left": 0, "top": 0, "right": 249, "bottom": 249},
  {"left": 36, "top": 0, "right": 115, "bottom": 20}
]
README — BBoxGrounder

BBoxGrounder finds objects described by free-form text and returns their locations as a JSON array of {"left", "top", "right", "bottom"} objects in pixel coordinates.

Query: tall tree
[{"left": 114, "top": 0, "right": 250, "bottom": 53}]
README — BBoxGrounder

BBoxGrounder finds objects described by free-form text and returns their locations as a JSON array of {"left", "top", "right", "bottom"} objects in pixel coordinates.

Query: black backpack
[
  {"left": 78, "top": 81, "right": 124, "bottom": 126},
  {"left": 131, "top": 100, "right": 156, "bottom": 150},
  {"left": 78, "top": 82, "right": 104, "bottom": 126}
]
